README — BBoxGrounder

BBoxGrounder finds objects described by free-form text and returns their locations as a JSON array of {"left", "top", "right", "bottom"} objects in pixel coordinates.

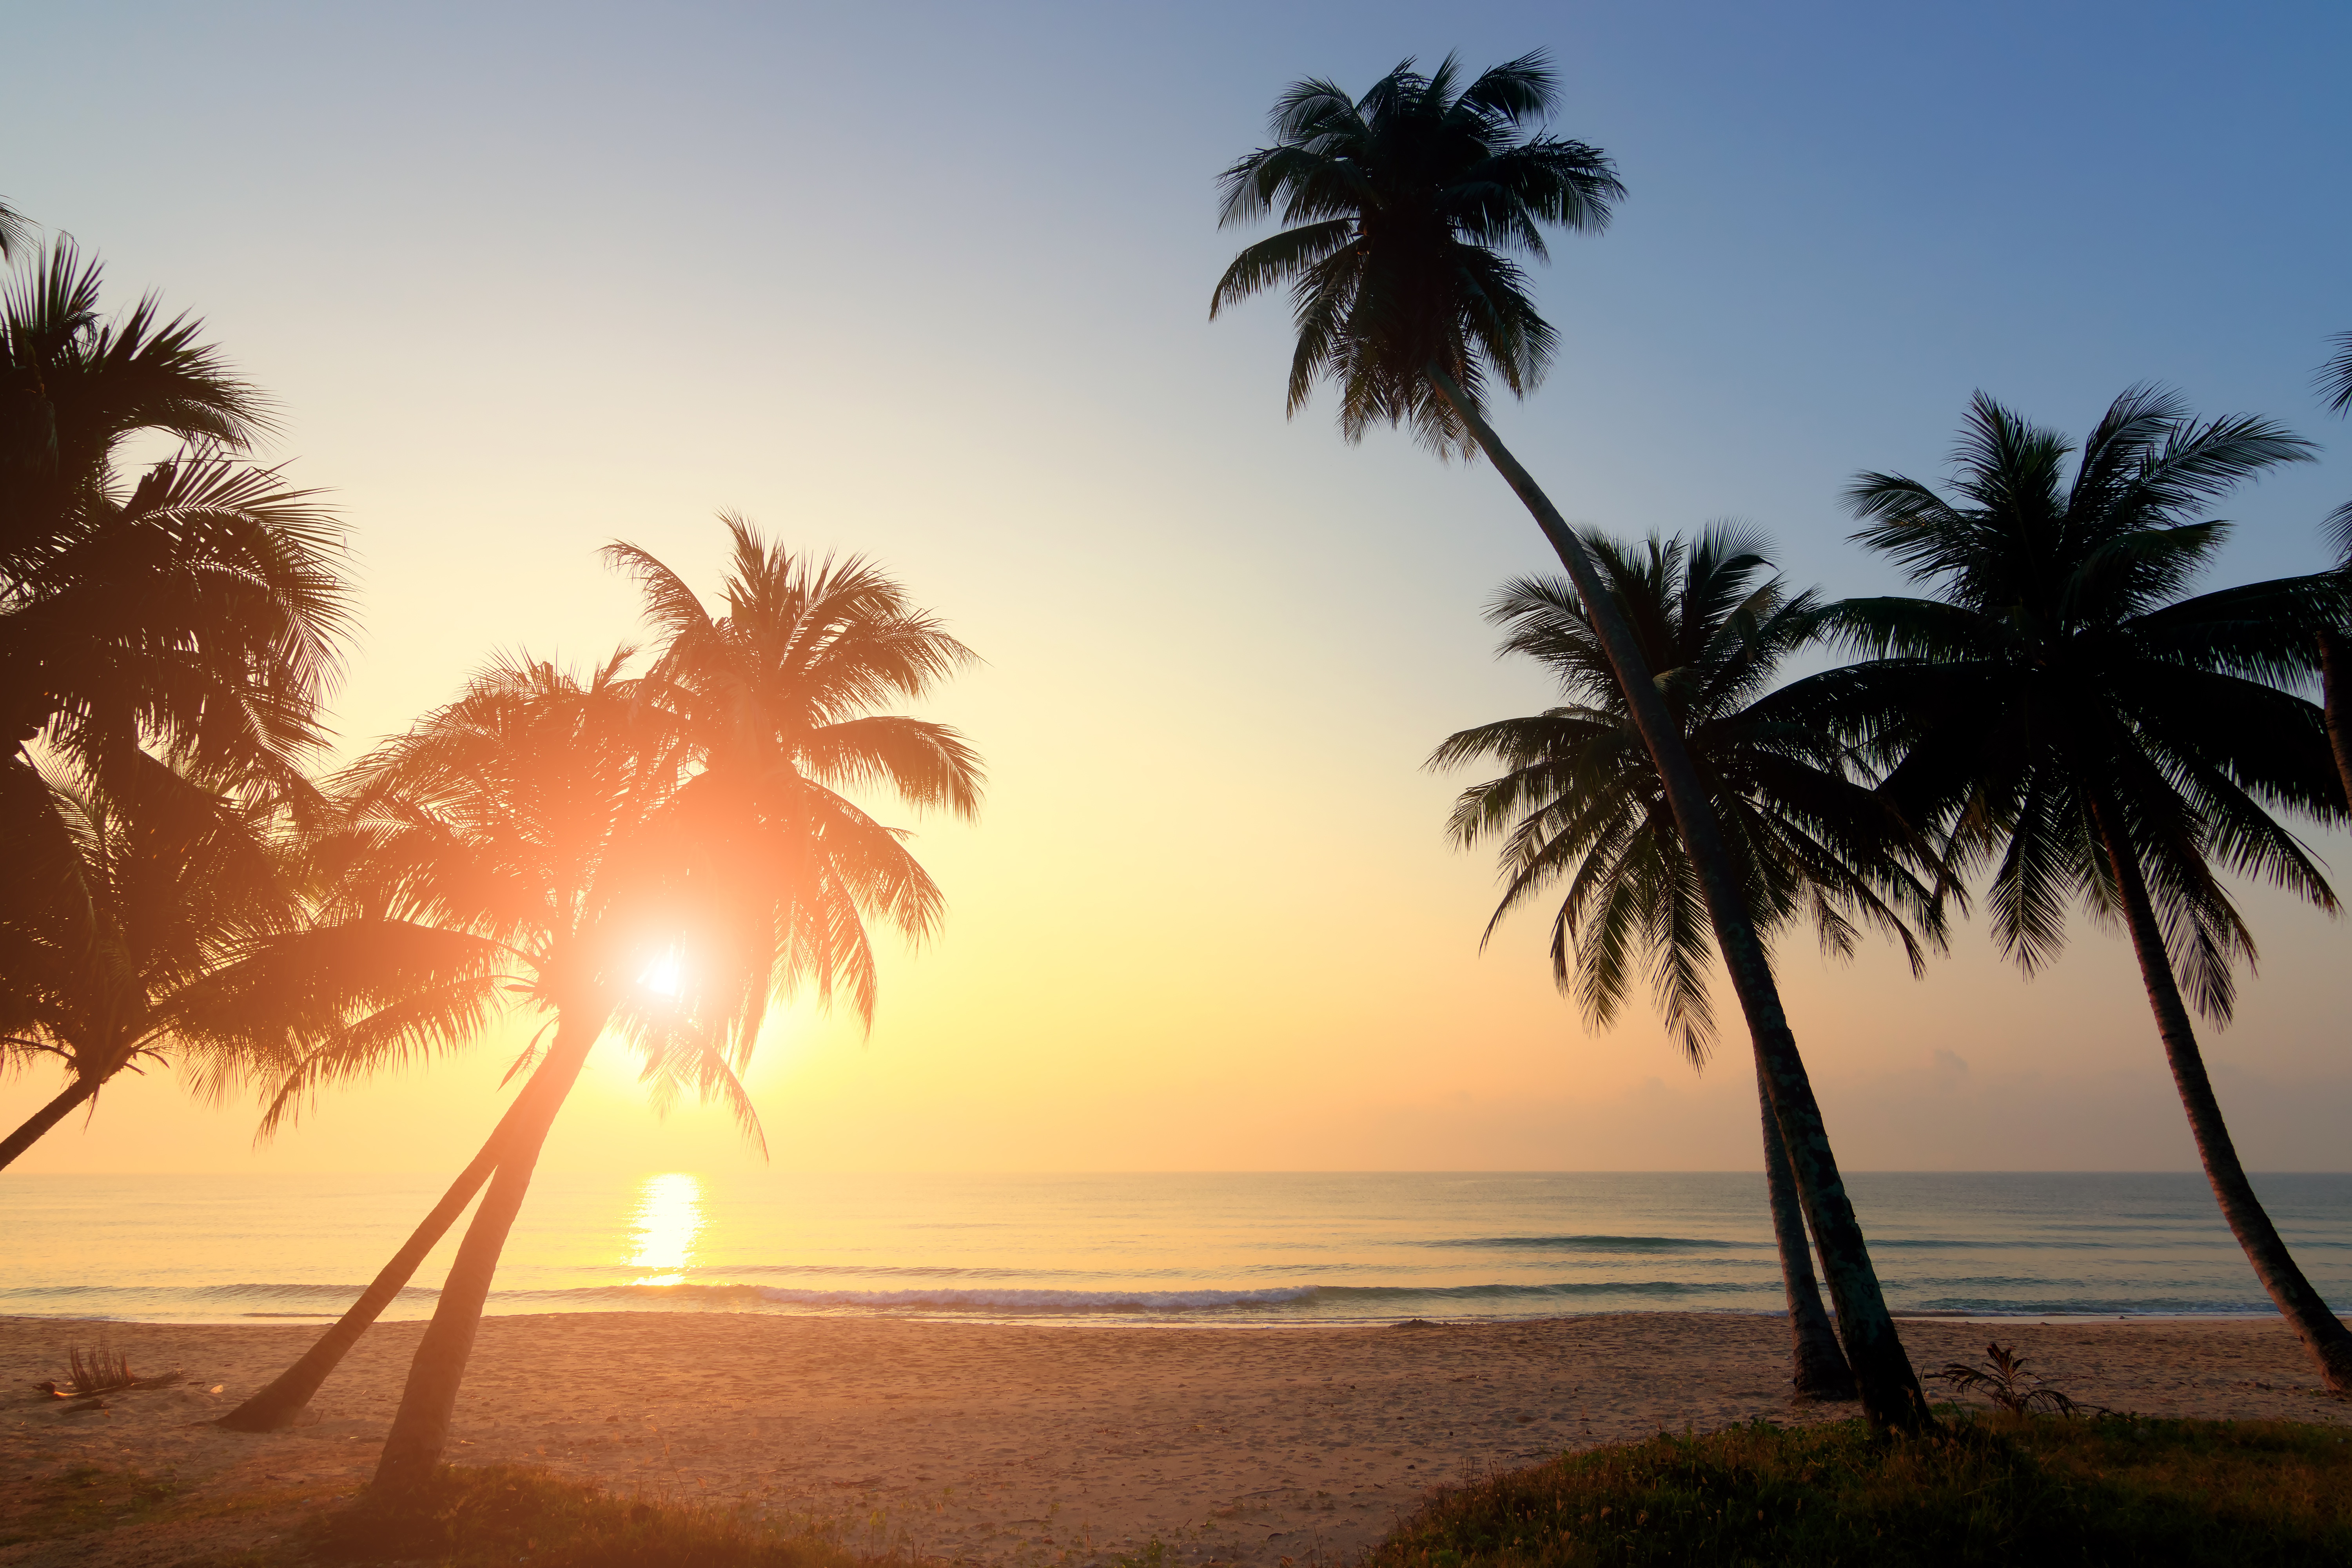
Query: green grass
[
  {"left": 1368, "top": 1413, "right": 2352, "bottom": 1567},
  {"left": 0, "top": 1463, "right": 183, "bottom": 1547},
  {"left": 296, "top": 1465, "right": 887, "bottom": 1568}
]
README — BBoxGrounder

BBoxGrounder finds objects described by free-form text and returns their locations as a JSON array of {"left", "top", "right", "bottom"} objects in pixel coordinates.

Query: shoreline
[{"left": 5, "top": 1311, "right": 2346, "bottom": 1568}]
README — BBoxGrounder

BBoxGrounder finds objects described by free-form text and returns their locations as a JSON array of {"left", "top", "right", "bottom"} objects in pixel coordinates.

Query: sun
[{"left": 638, "top": 948, "right": 686, "bottom": 998}]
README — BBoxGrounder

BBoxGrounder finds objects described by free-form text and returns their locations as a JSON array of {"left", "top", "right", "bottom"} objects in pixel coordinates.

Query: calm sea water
[{"left": 2, "top": 1172, "right": 2346, "bottom": 1325}]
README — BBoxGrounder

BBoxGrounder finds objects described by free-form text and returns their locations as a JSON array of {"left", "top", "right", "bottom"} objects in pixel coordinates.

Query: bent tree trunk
[
  {"left": 213, "top": 1039, "right": 592, "bottom": 1432},
  {"left": 372, "top": 1005, "right": 610, "bottom": 1495},
  {"left": 0, "top": 1075, "right": 99, "bottom": 1171},
  {"left": 2088, "top": 796, "right": 2352, "bottom": 1392},
  {"left": 1428, "top": 367, "right": 1931, "bottom": 1432},
  {"left": 2319, "top": 629, "right": 2352, "bottom": 811},
  {"left": 1759, "top": 1062, "right": 1855, "bottom": 1400}
]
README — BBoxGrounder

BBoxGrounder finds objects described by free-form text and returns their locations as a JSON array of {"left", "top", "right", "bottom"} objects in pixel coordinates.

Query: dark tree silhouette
[
  {"left": 1212, "top": 53, "right": 1930, "bottom": 1427},
  {"left": 1434, "top": 528, "right": 1955, "bottom": 1400},
  {"left": 1816, "top": 386, "right": 2352, "bottom": 1391}
]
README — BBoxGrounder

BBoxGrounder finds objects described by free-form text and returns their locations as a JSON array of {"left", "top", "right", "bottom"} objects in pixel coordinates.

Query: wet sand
[{"left": 2, "top": 1312, "right": 2344, "bottom": 1567}]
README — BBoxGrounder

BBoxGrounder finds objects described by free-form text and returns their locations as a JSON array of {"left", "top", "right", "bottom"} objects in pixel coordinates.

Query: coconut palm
[
  {"left": 212, "top": 526, "right": 981, "bottom": 1491},
  {"left": 1820, "top": 385, "right": 2352, "bottom": 1390},
  {"left": 1212, "top": 53, "right": 1931, "bottom": 1427},
  {"left": 3, "top": 243, "right": 345, "bottom": 883},
  {"left": 1433, "top": 527, "right": 1952, "bottom": 1399},
  {"left": 0, "top": 760, "right": 305, "bottom": 1168}
]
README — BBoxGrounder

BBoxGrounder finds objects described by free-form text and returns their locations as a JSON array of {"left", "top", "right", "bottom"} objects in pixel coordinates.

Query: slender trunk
[
  {"left": 1759, "top": 1061, "right": 1855, "bottom": 1400},
  {"left": 212, "top": 1038, "right": 586, "bottom": 1432},
  {"left": 1427, "top": 368, "right": 1931, "bottom": 1432},
  {"left": 2319, "top": 629, "right": 2352, "bottom": 813},
  {"left": 2086, "top": 795, "right": 2352, "bottom": 1392},
  {"left": 372, "top": 1005, "right": 608, "bottom": 1495},
  {"left": 0, "top": 1075, "right": 98, "bottom": 1171}
]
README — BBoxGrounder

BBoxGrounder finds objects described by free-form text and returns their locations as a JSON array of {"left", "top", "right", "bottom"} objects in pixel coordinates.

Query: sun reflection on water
[{"left": 627, "top": 1172, "right": 703, "bottom": 1287}]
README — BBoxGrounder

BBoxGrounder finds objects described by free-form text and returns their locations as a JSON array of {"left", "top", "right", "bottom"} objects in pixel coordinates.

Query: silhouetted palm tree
[
  {"left": 0, "top": 761, "right": 305, "bottom": 1167},
  {"left": 1821, "top": 386, "right": 2352, "bottom": 1391},
  {"left": 214, "top": 527, "right": 982, "bottom": 1490},
  {"left": 1433, "top": 528, "right": 1951, "bottom": 1400},
  {"left": 3, "top": 244, "right": 346, "bottom": 888},
  {"left": 1212, "top": 53, "right": 1931, "bottom": 1427}
]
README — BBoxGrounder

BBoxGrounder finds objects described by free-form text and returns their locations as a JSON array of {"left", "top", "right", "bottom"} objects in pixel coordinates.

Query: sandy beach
[{"left": 2, "top": 1311, "right": 2345, "bottom": 1566}]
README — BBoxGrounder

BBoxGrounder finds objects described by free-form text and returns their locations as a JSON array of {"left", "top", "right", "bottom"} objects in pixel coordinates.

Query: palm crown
[
  {"left": 1820, "top": 386, "right": 2341, "bottom": 1020},
  {"left": 1209, "top": 51, "right": 1623, "bottom": 456},
  {"left": 1433, "top": 528, "right": 1945, "bottom": 1063}
]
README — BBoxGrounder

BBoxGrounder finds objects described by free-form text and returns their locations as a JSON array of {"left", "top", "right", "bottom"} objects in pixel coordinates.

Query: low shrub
[
  {"left": 1368, "top": 1413, "right": 2352, "bottom": 1567},
  {"left": 300, "top": 1465, "right": 882, "bottom": 1568}
]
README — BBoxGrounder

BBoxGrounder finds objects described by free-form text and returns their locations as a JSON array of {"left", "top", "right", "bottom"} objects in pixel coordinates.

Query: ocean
[{"left": 2, "top": 1171, "right": 2346, "bottom": 1326}]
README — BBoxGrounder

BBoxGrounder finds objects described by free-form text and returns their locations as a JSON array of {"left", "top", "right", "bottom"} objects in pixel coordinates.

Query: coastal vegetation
[
  {"left": 1367, "top": 1414, "right": 2352, "bottom": 1566},
  {"left": 1429, "top": 527, "right": 1951, "bottom": 1400},
  {"left": 1, "top": 235, "right": 349, "bottom": 1168},
  {"left": 1211, "top": 52, "right": 1932, "bottom": 1430}
]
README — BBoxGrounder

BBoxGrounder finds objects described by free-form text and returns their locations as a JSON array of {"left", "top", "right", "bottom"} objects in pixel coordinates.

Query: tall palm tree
[
  {"left": 1819, "top": 386, "right": 2352, "bottom": 1391},
  {"left": 212, "top": 526, "right": 982, "bottom": 1488},
  {"left": 2314, "top": 331, "right": 2352, "bottom": 804},
  {"left": 1211, "top": 53, "right": 1931, "bottom": 1427},
  {"left": 0, "top": 760, "right": 305, "bottom": 1167},
  {"left": 1432, "top": 528, "right": 1951, "bottom": 1400}
]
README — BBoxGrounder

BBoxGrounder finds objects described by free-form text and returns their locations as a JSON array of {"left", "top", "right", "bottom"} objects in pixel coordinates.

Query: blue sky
[{"left": 7, "top": 1, "right": 2351, "bottom": 1172}]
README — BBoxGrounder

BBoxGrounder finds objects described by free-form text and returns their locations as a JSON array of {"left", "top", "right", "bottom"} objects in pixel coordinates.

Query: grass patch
[
  {"left": 1370, "top": 1413, "right": 2352, "bottom": 1567},
  {"left": 297, "top": 1464, "right": 889, "bottom": 1568},
  {"left": 0, "top": 1463, "right": 185, "bottom": 1547}
]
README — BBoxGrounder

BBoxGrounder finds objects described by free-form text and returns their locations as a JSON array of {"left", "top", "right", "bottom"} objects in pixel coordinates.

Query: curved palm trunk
[
  {"left": 1759, "top": 1062, "right": 1855, "bottom": 1400},
  {"left": 2319, "top": 629, "right": 2352, "bottom": 811},
  {"left": 1427, "top": 368, "right": 1931, "bottom": 1432},
  {"left": 2087, "top": 796, "right": 2352, "bottom": 1392},
  {"left": 213, "top": 1041, "right": 587, "bottom": 1432},
  {"left": 372, "top": 1005, "right": 608, "bottom": 1495},
  {"left": 0, "top": 1075, "right": 98, "bottom": 1171}
]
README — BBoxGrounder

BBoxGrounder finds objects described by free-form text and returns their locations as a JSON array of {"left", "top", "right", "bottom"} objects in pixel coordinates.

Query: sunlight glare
[
  {"left": 639, "top": 948, "right": 686, "bottom": 998},
  {"left": 627, "top": 1171, "right": 703, "bottom": 1287}
]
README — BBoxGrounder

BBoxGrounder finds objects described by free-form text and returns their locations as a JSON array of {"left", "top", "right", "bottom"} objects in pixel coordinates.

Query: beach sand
[{"left": 3, "top": 1312, "right": 2345, "bottom": 1566}]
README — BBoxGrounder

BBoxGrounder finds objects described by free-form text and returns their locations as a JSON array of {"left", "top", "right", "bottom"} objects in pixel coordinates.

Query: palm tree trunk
[
  {"left": 212, "top": 1038, "right": 589, "bottom": 1432},
  {"left": 1426, "top": 368, "right": 1931, "bottom": 1432},
  {"left": 0, "top": 1075, "right": 98, "bottom": 1171},
  {"left": 2318, "top": 629, "right": 2352, "bottom": 811},
  {"left": 2086, "top": 795, "right": 2352, "bottom": 1392},
  {"left": 372, "top": 1005, "right": 608, "bottom": 1495},
  {"left": 1759, "top": 1061, "right": 1855, "bottom": 1400}
]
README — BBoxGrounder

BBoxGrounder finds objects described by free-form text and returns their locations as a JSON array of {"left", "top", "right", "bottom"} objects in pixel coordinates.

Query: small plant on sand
[
  {"left": 32, "top": 1346, "right": 182, "bottom": 1399},
  {"left": 1934, "top": 1341, "right": 2086, "bottom": 1417}
]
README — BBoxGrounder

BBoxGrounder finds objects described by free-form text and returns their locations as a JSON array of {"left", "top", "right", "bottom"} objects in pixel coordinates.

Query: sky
[{"left": 5, "top": 0, "right": 2351, "bottom": 1174}]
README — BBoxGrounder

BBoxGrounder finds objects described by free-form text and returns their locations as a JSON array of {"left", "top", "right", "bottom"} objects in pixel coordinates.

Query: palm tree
[
  {"left": 213, "top": 526, "right": 981, "bottom": 1490},
  {"left": 0, "top": 760, "right": 305, "bottom": 1167},
  {"left": 1432, "top": 527, "right": 1952, "bottom": 1400},
  {"left": 1211, "top": 53, "right": 1931, "bottom": 1427},
  {"left": 2314, "top": 331, "right": 2352, "bottom": 804},
  {"left": 1820, "top": 386, "right": 2352, "bottom": 1391},
  {"left": 3, "top": 243, "right": 346, "bottom": 886}
]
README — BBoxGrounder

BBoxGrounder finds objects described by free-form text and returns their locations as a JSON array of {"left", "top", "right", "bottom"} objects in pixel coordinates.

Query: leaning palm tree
[
  {"left": 1818, "top": 385, "right": 2352, "bottom": 1391},
  {"left": 1433, "top": 528, "right": 1952, "bottom": 1400},
  {"left": 1211, "top": 53, "right": 1931, "bottom": 1427},
  {"left": 213, "top": 526, "right": 981, "bottom": 1491},
  {"left": 0, "top": 760, "right": 306, "bottom": 1167}
]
